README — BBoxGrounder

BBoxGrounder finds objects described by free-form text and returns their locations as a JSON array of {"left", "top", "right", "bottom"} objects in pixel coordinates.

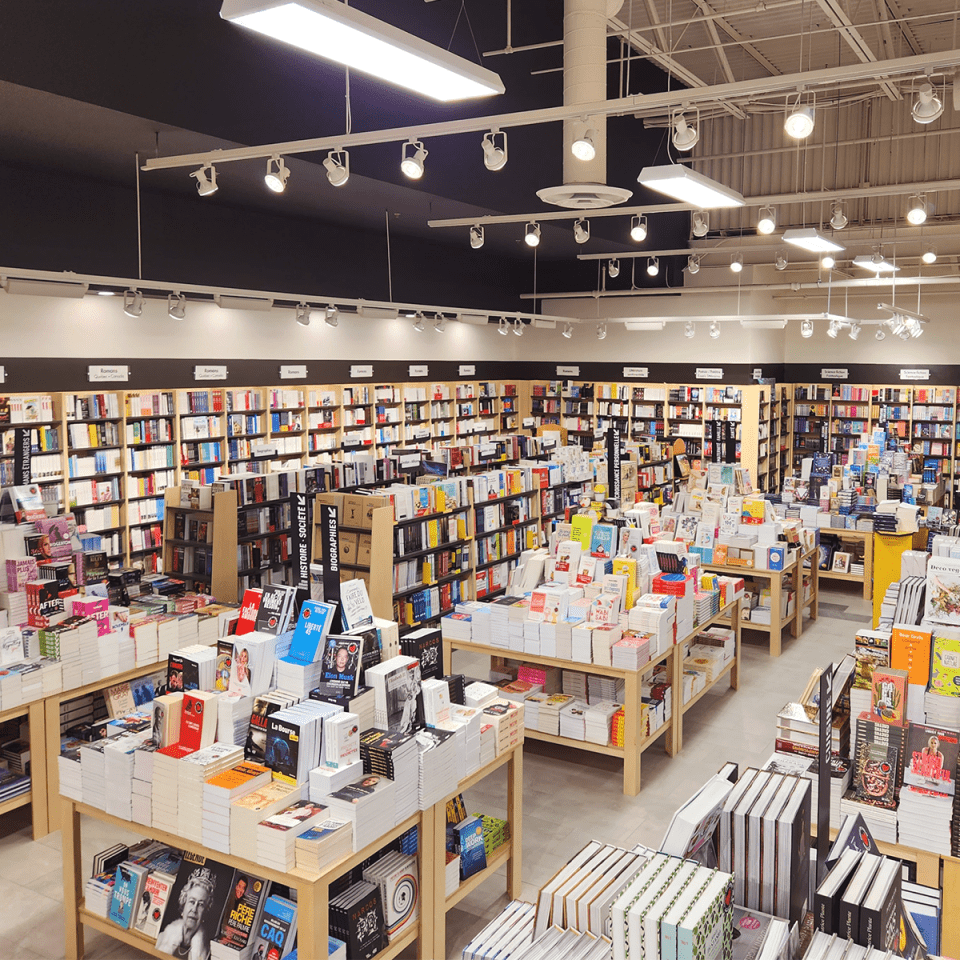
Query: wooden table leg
[
  {"left": 297, "top": 876, "right": 329, "bottom": 960},
  {"left": 770, "top": 571, "right": 782, "bottom": 657},
  {"left": 730, "top": 600, "right": 742, "bottom": 691},
  {"left": 622, "top": 670, "right": 642, "bottom": 795},
  {"left": 666, "top": 644, "right": 679, "bottom": 758},
  {"left": 942, "top": 854, "right": 960, "bottom": 960},
  {"left": 791, "top": 561, "right": 802, "bottom": 638},
  {"left": 863, "top": 534, "right": 873, "bottom": 601},
  {"left": 421, "top": 801, "right": 445, "bottom": 959},
  {"left": 62, "top": 798, "right": 84, "bottom": 960},
  {"left": 506, "top": 747, "right": 523, "bottom": 901},
  {"left": 44, "top": 695, "right": 61, "bottom": 834},
  {"left": 442, "top": 639, "right": 453, "bottom": 681},
  {"left": 27, "top": 699, "right": 49, "bottom": 839},
  {"left": 810, "top": 558, "right": 819, "bottom": 621}
]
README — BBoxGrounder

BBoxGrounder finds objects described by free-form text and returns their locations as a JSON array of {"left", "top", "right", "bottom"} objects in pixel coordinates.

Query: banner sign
[
  {"left": 290, "top": 492, "right": 310, "bottom": 590},
  {"left": 606, "top": 427, "right": 622, "bottom": 502},
  {"left": 319, "top": 503, "right": 341, "bottom": 630},
  {"left": 14, "top": 428, "right": 31, "bottom": 485}
]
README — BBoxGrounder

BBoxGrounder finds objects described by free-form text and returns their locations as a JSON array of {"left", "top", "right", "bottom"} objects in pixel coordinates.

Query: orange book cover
[{"left": 891, "top": 625, "right": 932, "bottom": 686}]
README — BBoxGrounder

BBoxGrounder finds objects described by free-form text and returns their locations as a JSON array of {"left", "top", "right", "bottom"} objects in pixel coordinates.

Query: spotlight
[
  {"left": 470, "top": 225, "right": 485, "bottom": 250},
  {"left": 692, "top": 211, "right": 709, "bottom": 237},
  {"left": 574, "top": 219, "right": 590, "bottom": 244},
  {"left": 324, "top": 305, "right": 339, "bottom": 327},
  {"left": 122, "top": 289, "right": 143, "bottom": 318},
  {"left": 608, "top": 258, "right": 620, "bottom": 278},
  {"left": 572, "top": 127, "right": 597, "bottom": 162},
  {"left": 687, "top": 255, "right": 701, "bottom": 275},
  {"left": 875, "top": 328, "right": 886, "bottom": 341},
  {"left": 775, "top": 251, "right": 788, "bottom": 271},
  {"left": 671, "top": 111, "right": 699, "bottom": 152},
  {"left": 323, "top": 150, "right": 349, "bottom": 187},
  {"left": 497, "top": 317, "right": 508, "bottom": 335},
  {"left": 524, "top": 222, "right": 541, "bottom": 247},
  {"left": 709, "top": 319, "right": 720, "bottom": 339},
  {"left": 821, "top": 254, "right": 836, "bottom": 270},
  {"left": 907, "top": 194, "right": 927, "bottom": 225},
  {"left": 830, "top": 201, "right": 848, "bottom": 230},
  {"left": 827, "top": 320, "right": 839, "bottom": 338},
  {"left": 435, "top": 315, "right": 447, "bottom": 333},
  {"left": 412, "top": 312, "right": 425, "bottom": 332},
  {"left": 596, "top": 323, "right": 607, "bottom": 341},
  {"left": 190, "top": 163, "right": 218, "bottom": 197},
  {"left": 684, "top": 321, "right": 695, "bottom": 338},
  {"left": 646, "top": 256, "right": 659, "bottom": 277},
  {"left": 630, "top": 215, "right": 648, "bottom": 242},
  {"left": 730, "top": 254, "right": 743, "bottom": 273},
  {"left": 912, "top": 81, "right": 944, "bottom": 124},
  {"left": 848, "top": 322, "right": 861, "bottom": 341},
  {"left": 401, "top": 139, "right": 428, "bottom": 179},
  {"left": 922, "top": 245, "right": 938, "bottom": 264},
  {"left": 167, "top": 292, "right": 186, "bottom": 321},
  {"left": 562, "top": 323, "right": 573, "bottom": 339},
  {"left": 295, "top": 302, "right": 311, "bottom": 327},
  {"left": 481, "top": 130, "right": 508, "bottom": 171},
  {"left": 756, "top": 206, "right": 776, "bottom": 235},
  {"left": 784, "top": 97, "right": 815, "bottom": 139},
  {"left": 264, "top": 155, "right": 290, "bottom": 193},
  {"left": 800, "top": 319, "right": 813, "bottom": 338},
  {"left": 513, "top": 318, "right": 524, "bottom": 336}
]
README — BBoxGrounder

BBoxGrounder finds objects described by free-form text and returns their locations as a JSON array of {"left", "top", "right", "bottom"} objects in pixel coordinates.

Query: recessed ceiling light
[
  {"left": 637, "top": 165, "right": 745, "bottom": 208},
  {"left": 781, "top": 228, "right": 844, "bottom": 253}
]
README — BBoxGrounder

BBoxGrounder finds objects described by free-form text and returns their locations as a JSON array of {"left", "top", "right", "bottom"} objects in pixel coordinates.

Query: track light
[
  {"left": 912, "top": 81, "right": 944, "bottom": 124},
  {"left": 264, "top": 155, "right": 290, "bottom": 193},
  {"left": 922, "top": 245, "right": 938, "bottom": 264},
  {"left": 692, "top": 211, "right": 709, "bottom": 238},
  {"left": 323, "top": 150, "right": 349, "bottom": 187},
  {"left": 190, "top": 164, "right": 218, "bottom": 197},
  {"left": 401, "top": 140, "right": 428, "bottom": 179},
  {"left": 756, "top": 206, "right": 776, "bottom": 235},
  {"left": 574, "top": 219, "right": 590, "bottom": 244},
  {"left": 497, "top": 317, "right": 508, "bottom": 335},
  {"left": 607, "top": 258, "right": 620, "bottom": 278},
  {"left": 684, "top": 321, "right": 695, "bottom": 338},
  {"left": 167, "top": 292, "right": 186, "bottom": 321},
  {"left": 295, "top": 302, "right": 311, "bottom": 326},
  {"left": 730, "top": 254, "right": 743, "bottom": 273},
  {"left": 524, "top": 222, "right": 541, "bottom": 247},
  {"left": 572, "top": 127, "right": 597, "bottom": 162},
  {"left": 709, "top": 320, "right": 720, "bottom": 339},
  {"left": 875, "top": 328, "right": 885, "bottom": 341},
  {"left": 827, "top": 320, "right": 840, "bottom": 339},
  {"left": 562, "top": 322, "right": 573, "bottom": 339},
  {"left": 671, "top": 111, "right": 699, "bottom": 152},
  {"left": 481, "top": 130, "right": 508, "bottom": 171},
  {"left": 830, "top": 201, "right": 848, "bottom": 230},
  {"left": 434, "top": 314, "right": 447, "bottom": 333},
  {"left": 513, "top": 318, "right": 524, "bottom": 336},
  {"left": 784, "top": 94, "right": 815, "bottom": 139},
  {"left": 687, "top": 255, "right": 700, "bottom": 275},
  {"left": 848, "top": 322, "right": 861, "bottom": 341},
  {"left": 122, "top": 289, "right": 143, "bottom": 318},
  {"left": 324, "top": 304, "right": 339, "bottom": 328},
  {"left": 800, "top": 319, "right": 813, "bottom": 338},
  {"left": 907, "top": 194, "right": 927, "bottom": 225},
  {"left": 775, "top": 251, "right": 788, "bottom": 271},
  {"left": 646, "top": 257, "right": 659, "bottom": 277},
  {"left": 470, "top": 224, "right": 484, "bottom": 250},
  {"left": 412, "top": 312, "right": 425, "bottom": 332},
  {"left": 821, "top": 254, "right": 836, "bottom": 270},
  {"left": 596, "top": 323, "right": 607, "bottom": 341},
  {"left": 630, "top": 215, "right": 647, "bottom": 242}
]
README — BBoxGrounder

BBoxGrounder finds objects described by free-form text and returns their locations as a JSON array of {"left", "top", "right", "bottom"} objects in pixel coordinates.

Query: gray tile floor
[{"left": 0, "top": 584, "right": 868, "bottom": 960}]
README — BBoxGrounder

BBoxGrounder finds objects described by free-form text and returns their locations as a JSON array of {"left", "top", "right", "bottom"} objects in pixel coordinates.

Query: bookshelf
[
  {"left": 0, "top": 393, "right": 64, "bottom": 511},
  {"left": 470, "top": 482, "right": 540, "bottom": 601},
  {"left": 0, "top": 700, "right": 47, "bottom": 839},
  {"left": 561, "top": 380, "right": 594, "bottom": 447},
  {"left": 792, "top": 383, "right": 830, "bottom": 472},
  {"left": 307, "top": 385, "right": 341, "bottom": 458},
  {"left": 266, "top": 387, "right": 306, "bottom": 468},
  {"left": 499, "top": 383, "right": 519, "bottom": 432},
  {"left": 530, "top": 380, "right": 561, "bottom": 430},
  {"left": 178, "top": 388, "right": 225, "bottom": 483},
  {"left": 224, "top": 388, "right": 267, "bottom": 473},
  {"left": 341, "top": 384, "right": 374, "bottom": 452}
]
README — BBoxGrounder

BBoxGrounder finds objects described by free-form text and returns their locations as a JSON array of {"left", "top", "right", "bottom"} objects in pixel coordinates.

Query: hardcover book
[
  {"left": 902, "top": 722, "right": 958, "bottom": 795},
  {"left": 156, "top": 854, "right": 235, "bottom": 959},
  {"left": 854, "top": 713, "right": 906, "bottom": 808},
  {"left": 870, "top": 666, "right": 909, "bottom": 725}
]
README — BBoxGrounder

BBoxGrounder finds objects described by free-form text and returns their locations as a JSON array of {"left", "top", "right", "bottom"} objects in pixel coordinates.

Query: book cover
[
  {"left": 902, "top": 723, "right": 958, "bottom": 795},
  {"left": 870, "top": 667, "right": 909, "bottom": 725},
  {"left": 255, "top": 584, "right": 294, "bottom": 635},
  {"left": 344, "top": 885, "right": 384, "bottom": 960},
  {"left": 132, "top": 869, "right": 176, "bottom": 939},
  {"left": 215, "top": 639, "right": 233, "bottom": 692},
  {"left": 288, "top": 600, "right": 337, "bottom": 664},
  {"left": 250, "top": 894, "right": 298, "bottom": 960},
  {"left": 589, "top": 524, "right": 616, "bottom": 558},
  {"left": 317, "top": 635, "right": 362, "bottom": 696},
  {"left": 454, "top": 816, "right": 488, "bottom": 880},
  {"left": 108, "top": 862, "right": 150, "bottom": 930},
  {"left": 891, "top": 625, "right": 932, "bottom": 687},
  {"left": 930, "top": 629, "right": 960, "bottom": 696},
  {"left": 854, "top": 714, "right": 906, "bottom": 808},
  {"left": 264, "top": 716, "right": 302, "bottom": 786},
  {"left": 340, "top": 580, "right": 375, "bottom": 632},
  {"left": 180, "top": 691, "right": 215, "bottom": 751},
  {"left": 853, "top": 630, "right": 891, "bottom": 690},
  {"left": 235, "top": 588, "right": 262, "bottom": 636},
  {"left": 245, "top": 697, "right": 285, "bottom": 764},
  {"left": 926, "top": 557, "right": 960, "bottom": 625},
  {"left": 156, "top": 854, "right": 236, "bottom": 960}
]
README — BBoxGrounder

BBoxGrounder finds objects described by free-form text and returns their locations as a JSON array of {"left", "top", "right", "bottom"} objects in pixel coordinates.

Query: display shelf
[
  {"left": 446, "top": 842, "right": 512, "bottom": 909},
  {"left": 816, "top": 528, "right": 873, "bottom": 599},
  {"left": 0, "top": 789, "right": 32, "bottom": 818}
]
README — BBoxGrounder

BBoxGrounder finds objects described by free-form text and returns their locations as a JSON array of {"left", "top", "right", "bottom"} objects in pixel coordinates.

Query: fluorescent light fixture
[
  {"left": 324, "top": 304, "right": 339, "bottom": 326},
  {"left": 596, "top": 323, "right": 607, "bottom": 340},
  {"left": 123, "top": 289, "right": 143, "bottom": 318},
  {"left": 922, "top": 244, "right": 937, "bottom": 264},
  {"left": 730, "top": 253, "right": 743, "bottom": 273},
  {"left": 912, "top": 81, "right": 943, "bottom": 124},
  {"left": 323, "top": 150, "right": 349, "bottom": 187},
  {"left": 524, "top": 222, "right": 541, "bottom": 247},
  {"left": 562, "top": 322, "right": 573, "bottom": 339},
  {"left": 221, "top": 0, "right": 505, "bottom": 102},
  {"left": 96, "top": 290, "right": 117, "bottom": 296},
  {"left": 215, "top": 294, "right": 274, "bottom": 310},
  {"left": 191, "top": 163, "right": 218, "bottom": 196},
  {"left": 907, "top": 194, "right": 927, "bottom": 225},
  {"left": 401, "top": 140, "right": 427, "bottom": 179},
  {"left": 357, "top": 305, "right": 398, "bottom": 319},
  {"left": 687, "top": 255, "right": 700, "bottom": 275},
  {"left": 740, "top": 319, "right": 787, "bottom": 328},
  {"left": 469, "top": 224, "right": 484, "bottom": 249},
  {"left": 482, "top": 130, "right": 507, "bottom": 171},
  {"left": 784, "top": 104, "right": 815, "bottom": 139},
  {"left": 800, "top": 319, "right": 813, "bottom": 338},
  {"left": 3, "top": 277, "right": 88, "bottom": 298},
  {"left": 775, "top": 251, "right": 788, "bottom": 271},
  {"left": 574, "top": 219, "right": 590, "bottom": 244},
  {"left": 684, "top": 320, "right": 695, "bottom": 338},
  {"left": 497, "top": 316, "right": 508, "bottom": 335},
  {"left": 672, "top": 112, "right": 699, "bottom": 152},
  {"left": 264, "top": 155, "right": 290, "bottom": 193},
  {"left": 853, "top": 254, "right": 899, "bottom": 273},
  {"left": 637, "top": 165, "right": 745, "bottom": 208},
  {"left": 646, "top": 256, "right": 659, "bottom": 277},
  {"left": 572, "top": 127, "right": 596, "bottom": 162},
  {"left": 830, "top": 201, "right": 848, "bottom": 230},
  {"left": 692, "top": 211, "right": 709, "bottom": 237},
  {"left": 821, "top": 254, "right": 836, "bottom": 270},
  {"left": 607, "top": 258, "right": 620, "bottom": 278},
  {"left": 624, "top": 320, "right": 665, "bottom": 331},
  {"left": 756, "top": 206, "right": 776, "bottom": 235},
  {"left": 168, "top": 292, "right": 187, "bottom": 320},
  {"left": 781, "top": 228, "right": 844, "bottom": 253},
  {"left": 709, "top": 319, "right": 720, "bottom": 339}
]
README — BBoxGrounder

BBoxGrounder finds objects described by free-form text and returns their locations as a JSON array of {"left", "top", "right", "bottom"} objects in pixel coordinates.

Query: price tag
[
  {"left": 900, "top": 368, "right": 930, "bottom": 381},
  {"left": 695, "top": 367, "right": 723, "bottom": 380},
  {"left": 821, "top": 367, "right": 848, "bottom": 379},
  {"left": 623, "top": 367, "right": 648, "bottom": 379},
  {"left": 279, "top": 365, "right": 308, "bottom": 379},
  {"left": 557, "top": 365, "right": 580, "bottom": 377},
  {"left": 522, "top": 417, "right": 535, "bottom": 428},
  {"left": 194, "top": 365, "right": 227, "bottom": 381},
  {"left": 88, "top": 364, "right": 130, "bottom": 382},
  {"left": 350, "top": 365, "right": 373, "bottom": 378},
  {"left": 408, "top": 364, "right": 428, "bottom": 377},
  {"left": 459, "top": 365, "right": 476, "bottom": 376}
]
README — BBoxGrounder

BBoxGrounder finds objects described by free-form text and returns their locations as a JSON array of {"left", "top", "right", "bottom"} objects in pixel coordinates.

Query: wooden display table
[
  {"left": 818, "top": 528, "right": 873, "bottom": 600},
  {"left": 0, "top": 700, "right": 47, "bottom": 838},
  {"left": 444, "top": 598, "right": 741, "bottom": 797}
]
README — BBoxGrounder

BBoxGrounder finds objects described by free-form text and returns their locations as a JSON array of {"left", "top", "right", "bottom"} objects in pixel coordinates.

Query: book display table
[
  {"left": 61, "top": 743, "right": 523, "bottom": 960},
  {"left": 0, "top": 700, "right": 47, "bottom": 837},
  {"left": 443, "top": 599, "right": 741, "bottom": 797},
  {"left": 817, "top": 528, "right": 874, "bottom": 600}
]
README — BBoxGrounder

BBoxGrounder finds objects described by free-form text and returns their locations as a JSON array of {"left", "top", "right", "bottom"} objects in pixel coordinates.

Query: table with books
[{"left": 0, "top": 700, "right": 47, "bottom": 836}]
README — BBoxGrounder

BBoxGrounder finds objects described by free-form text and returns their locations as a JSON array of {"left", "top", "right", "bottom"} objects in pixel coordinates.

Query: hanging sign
[
  {"left": 350, "top": 365, "right": 373, "bottom": 378},
  {"left": 900, "top": 368, "right": 930, "bottom": 381},
  {"left": 695, "top": 368, "right": 723, "bottom": 380},
  {"left": 408, "top": 364, "right": 428, "bottom": 377},
  {"left": 557, "top": 365, "right": 580, "bottom": 377},
  {"left": 820, "top": 368, "right": 848, "bottom": 380},
  {"left": 290, "top": 492, "right": 310, "bottom": 591},
  {"left": 752, "top": 368, "right": 763, "bottom": 380},
  {"left": 279, "top": 365, "right": 308, "bottom": 379},
  {"left": 88, "top": 365, "right": 130, "bottom": 382},
  {"left": 459, "top": 365, "right": 476, "bottom": 377},
  {"left": 194, "top": 365, "right": 227, "bottom": 381},
  {"left": 319, "top": 503, "right": 341, "bottom": 629},
  {"left": 623, "top": 367, "right": 649, "bottom": 379},
  {"left": 479, "top": 444, "right": 497, "bottom": 458},
  {"left": 399, "top": 454, "right": 421, "bottom": 469}
]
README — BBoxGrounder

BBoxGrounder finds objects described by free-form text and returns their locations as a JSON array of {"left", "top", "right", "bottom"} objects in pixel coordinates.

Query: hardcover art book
[
  {"left": 925, "top": 556, "right": 960, "bottom": 626},
  {"left": 854, "top": 713, "right": 906, "bottom": 809},
  {"left": 902, "top": 723, "right": 958, "bottom": 795}
]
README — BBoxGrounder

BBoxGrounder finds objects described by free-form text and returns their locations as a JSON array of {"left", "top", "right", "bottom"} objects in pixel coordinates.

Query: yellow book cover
[
  {"left": 427, "top": 519, "right": 439, "bottom": 548},
  {"left": 612, "top": 557, "right": 637, "bottom": 609},
  {"left": 436, "top": 487, "right": 447, "bottom": 513},
  {"left": 570, "top": 515, "right": 594, "bottom": 546},
  {"left": 456, "top": 517, "right": 468, "bottom": 540}
]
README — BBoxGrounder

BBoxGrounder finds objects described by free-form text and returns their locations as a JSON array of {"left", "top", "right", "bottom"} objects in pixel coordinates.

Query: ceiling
[{"left": 0, "top": 0, "right": 958, "bottom": 312}]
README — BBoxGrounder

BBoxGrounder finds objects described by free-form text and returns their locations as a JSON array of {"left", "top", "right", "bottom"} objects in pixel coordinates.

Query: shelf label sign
[
  {"left": 319, "top": 503, "right": 341, "bottom": 628},
  {"left": 291, "top": 491, "right": 310, "bottom": 590},
  {"left": 479, "top": 444, "right": 496, "bottom": 458},
  {"left": 900, "top": 368, "right": 930, "bottom": 381},
  {"left": 279, "top": 364, "right": 307, "bottom": 380},
  {"left": 695, "top": 368, "right": 723, "bottom": 380},
  {"left": 408, "top": 364, "right": 428, "bottom": 377},
  {"left": 414, "top": 429, "right": 430, "bottom": 440},
  {"left": 14, "top": 428, "right": 31, "bottom": 485},
  {"left": 606, "top": 427, "right": 622, "bottom": 502},
  {"left": 400, "top": 454, "right": 421, "bottom": 469},
  {"left": 459, "top": 365, "right": 476, "bottom": 377},
  {"left": 623, "top": 367, "right": 648, "bottom": 379},
  {"left": 88, "top": 364, "right": 130, "bottom": 382},
  {"left": 820, "top": 367, "right": 848, "bottom": 380},
  {"left": 557, "top": 365, "right": 580, "bottom": 377},
  {"left": 522, "top": 417, "right": 535, "bottom": 428},
  {"left": 194, "top": 365, "right": 227, "bottom": 381},
  {"left": 350, "top": 364, "right": 373, "bottom": 378}
]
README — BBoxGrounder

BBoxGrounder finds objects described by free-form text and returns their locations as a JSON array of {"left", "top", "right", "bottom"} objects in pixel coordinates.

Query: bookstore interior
[{"left": 5, "top": 3, "right": 960, "bottom": 960}]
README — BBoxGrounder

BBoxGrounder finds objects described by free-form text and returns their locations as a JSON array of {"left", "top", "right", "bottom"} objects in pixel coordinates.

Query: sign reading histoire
[
  {"left": 820, "top": 367, "right": 848, "bottom": 380},
  {"left": 350, "top": 364, "right": 373, "bottom": 378},
  {"left": 408, "top": 364, "right": 428, "bottom": 377},
  {"left": 318, "top": 503, "right": 341, "bottom": 629},
  {"left": 695, "top": 367, "right": 723, "bottom": 380},
  {"left": 622, "top": 367, "right": 649, "bottom": 379},
  {"left": 458, "top": 365, "right": 476, "bottom": 377},
  {"left": 556, "top": 365, "right": 580, "bottom": 377},
  {"left": 290, "top": 492, "right": 310, "bottom": 590},
  {"left": 194, "top": 365, "right": 227, "bottom": 381},
  {"left": 900, "top": 368, "right": 930, "bottom": 381},
  {"left": 279, "top": 364, "right": 308, "bottom": 380},
  {"left": 87, "top": 364, "right": 130, "bottom": 382}
]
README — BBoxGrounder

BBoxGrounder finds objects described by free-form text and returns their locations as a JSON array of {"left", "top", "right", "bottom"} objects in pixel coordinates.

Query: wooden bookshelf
[{"left": 0, "top": 700, "right": 47, "bottom": 839}]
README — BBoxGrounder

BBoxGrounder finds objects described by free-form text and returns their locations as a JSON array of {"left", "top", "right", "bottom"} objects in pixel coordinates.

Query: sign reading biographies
[
  {"left": 319, "top": 503, "right": 341, "bottom": 630},
  {"left": 605, "top": 427, "right": 622, "bottom": 502},
  {"left": 817, "top": 669, "right": 832, "bottom": 883},
  {"left": 290, "top": 492, "right": 310, "bottom": 591},
  {"left": 13, "top": 428, "right": 31, "bottom": 484}
]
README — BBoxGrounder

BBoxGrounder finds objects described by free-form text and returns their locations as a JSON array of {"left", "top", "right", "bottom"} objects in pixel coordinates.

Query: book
[
  {"left": 213, "top": 870, "right": 267, "bottom": 955},
  {"left": 250, "top": 894, "right": 298, "bottom": 960},
  {"left": 870, "top": 666, "right": 908, "bottom": 725},
  {"left": 316, "top": 634, "right": 362, "bottom": 696},
  {"left": 854, "top": 713, "right": 906, "bottom": 808},
  {"left": 155, "top": 853, "right": 235, "bottom": 959},
  {"left": 453, "top": 815, "right": 488, "bottom": 880},
  {"left": 254, "top": 585, "right": 296, "bottom": 635},
  {"left": 287, "top": 601, "right": 337, "bottom": 664},
  {"left": 108, "top": 861, "right": 150, "bottom": 930},
  {"left": 902, "top": 722, "right": 958, "bottom": 794},
  {"left": 814, "top": 849, "right": 862, "bottom": 934},
  {"left": 236, "top": 589, "right": 262, "bottom": 636},
  {"left": 132, "top": 869, "right": 176, "bottom": 939},
  {"left": 339, "top": 579, "right": 374, "bottom": 632}
]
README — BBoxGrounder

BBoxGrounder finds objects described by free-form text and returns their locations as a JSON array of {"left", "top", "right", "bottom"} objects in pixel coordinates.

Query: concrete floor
[{"left": 0, "top": 583, "right": 867, "bottom": 960}]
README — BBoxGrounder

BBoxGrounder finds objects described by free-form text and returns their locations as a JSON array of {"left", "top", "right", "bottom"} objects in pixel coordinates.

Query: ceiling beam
[
  {"left": 689, "top": 0, "right": 782, "bottom": 77},
  {"left": 878, "top": 0, "right": 923, "bottom": 56}
]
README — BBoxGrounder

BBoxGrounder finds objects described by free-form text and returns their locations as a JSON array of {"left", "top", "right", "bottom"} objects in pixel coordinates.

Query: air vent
[{"left": 536, "top": 183, "right": 633, "bottom": 209}]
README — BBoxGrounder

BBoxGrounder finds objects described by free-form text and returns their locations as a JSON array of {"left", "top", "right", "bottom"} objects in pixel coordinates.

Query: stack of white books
[
  {"left": 40, "top": 660, "right": 63, "bottom": 696},
  {"left": 295, "top": 818, "right": 353, "bottom": 874},
  {"left": 571, "top": 624, "right": 593, "bottom": 664},
  {"left": 131, "top": 740, "right": 158, "bottom": 824},
  {"left": 925, "top": 689, "right": 960, "bottom": 729},
  {"left": 151, "top": 746, "right": 189, "bottom": 832},
  {"left": 431, "top": 719, "right": 466, "bottom": 785},
  {"left": 538, "top": 694, "right": 574, "bottom": 736},
  {"left": 217, "top": 693, "right": 254, "bottom": 747},
  {"left": 588, "top": 675, "right": 625, "bottom": 703},
  {"left": 178, "top": 743, "right": 244, "bottom": 841},
  {"left": 465, "top": 681, "right": 498, "bottom": 709},
  {"left": 79, "top": 740, "right": 109, "bottom": 810},
  {"left": 179, "top": 644, "right": 219, "bottom": 690},
  {"left": 585, "top": 701, "right": 620, "bottom": 745},
  {"left": 460, "top": 901, "right": 536, "bottom": 959},
  {"left": 445, "top": 852, "right": 461, "bottom": 897},
  {"left": 559, "top": 700, "right": 589, "bottom": 741},
  {"left": 257, "top": 799, "right": 331, "bottom": 870},
  {"left": 131, "top": 619, "right": 158, "bottom": 667},
  {"left": 58, "top": 739, "right": 84, "bottom": 801},
  {"left": 309, "top": 759, "right": 363, "bottom": 801},
  {"left": 96, "top": 630, "right": 119, "bottom": 678},
  {"left": 562, "top": 671, "right": 587, "bottom": 700},
  {"left": 202, "top": 760, "right": 272, "bottom": 854},
  {"left": 591, "top": 624, "right": 623, "bottom": 666},
  {"left": 440, "top": 612, "right": 473, "bottom": 643},
  {"left": 103, "top": 732, "right": 151, "bottom": 819},
  {"left": 275, "top": 658, "right": 324, "bottom": 700},
  {"left": 839, "top": 794, "right": 898, "bottom": 844},
  {"left": 523, "top": 693, "right": 545, "bottom": 730},
  {"left": 612, "top": 635, "right": 651, "bottom": 670},
  {"left": 466, "top": 605, "right": 491, "bottom": 645},
  {"left": 628, "top": 596, "right": 676, "bottom": 655},
  {"left": 229, "top": 781, "right": 303, "bottom": 860},
  {"left": 416, "top": 727, "right": 459, "bottom": 809},
  {"left": 479, "top": 722, "right": 496, "bottom": 766},
  {"left": 156, "top": 617, "right": 183, "bottom": 661},
  {"left": 326, "top": 776, "right": 396, "bottom": 852},
  {"left": 448, "top": 705, "right": 483, "bottom": 775},
  {"left": 898, "top": 785, "right": 953, "bottom": 855},
  {"left": 84, "top": 874, "right": 116, "bottom": 918}
]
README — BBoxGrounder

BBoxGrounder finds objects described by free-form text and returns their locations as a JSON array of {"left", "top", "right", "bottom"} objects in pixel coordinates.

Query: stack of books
[
  {"left": 264, "top": 699, "right": 340, "bottom": 787},
  {"left": 362, "top": 851, "right": 420, "bottom": 942},
  {"left": 464, "top": 681, "right": 498, "bottom": 709},
  {"left": 558, "top": 700, "right": 589, "bottom": 741},
  {"left": 359, "top": 729, "right": 419, "bottom": 825},
  {"left": 329, "top": 881, "right": 384, "bottom": 960},
  {"left": 178, "top": 743, "right": 245, "bottom": 842},
  {"left": 257, "top": 799, "right": 330, "bottom": 870},
  {"left": 440, "top": 612, "right": 472, "bottom": 642},
  {"left": 447, "top": 704, "right": 483, "bottom": 774},
  {"left": 131, "top": 740, "right": 157, "bottom": 824},
  {"left": 217, "top": 694, "right": 254, "bottom": 747},
  {"left": 561, "top": 670, "right": 587, "bottom": 700},
  {"left": 612, "top": 635, "right": 650, "bottom": 669},
  {"left": 229, "top": 781, "right": 303, "bottom": 859},
  {"left": 445, "top": 851, "right": 460, "bottom": 896},
  {"left": 537, "top": 693, "right": 573, "bottom": 736},
  {"left": 79, "top": 740, "right": 109, "bottom": 810},
  {"left": 103, "top": 733, "right": 151, "bottom": 819},
  {"left": 294, "top": 818, "right": 353, "bottom": 873},
  {"left": 416, "top": 727, "right": 459, "bottom": 808},
  {"left": 326, "top": 776, "right": 396, "bottom": 852},
  {"left": 202, "top": 760, "right": 272, "bottom": 853},
  {"left": 479, "top": 722, "right": 496, "bottom": 765},
  {"left": 585, "top": 701, "right": 620, "bottom": 745}
]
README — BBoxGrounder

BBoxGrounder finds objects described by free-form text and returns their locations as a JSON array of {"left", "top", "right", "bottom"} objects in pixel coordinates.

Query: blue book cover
[
  {"left": 589, "top": 524, "right": 616, "bottom": 558},
  {"left": 906, "top": 903, "right": 939, "bottom": 955},
  {"left": 455, "top": 816, "right": 487, "bottom": 881},
  {"left": 108, "top": 862, "right": 149, "bottom": 930},
  {"left": 287, "top": 601, "right": 337, "bottom": 663},
  {"left": 252, "top": 894, "right": 298, "bottom": 959}
]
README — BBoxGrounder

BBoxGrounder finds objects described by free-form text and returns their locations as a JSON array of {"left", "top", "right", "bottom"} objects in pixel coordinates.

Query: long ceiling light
[
  {"left": 3, "top": 278, "right": 88, "bottom": 298},
  {"left": 637, "top": 165, "right": 745, "bottom": 208},
  {"left": 781, "top": 228, "right": 844, "bottom": 253},
  {"left": 220, "top": 0, "right": 505, "bottom": 102},
  {"left": 624, "top": 320, "right": 665, "bottom": 331},
  {"left": 853, "top": 253, "right": 899, "bottom": 273}
]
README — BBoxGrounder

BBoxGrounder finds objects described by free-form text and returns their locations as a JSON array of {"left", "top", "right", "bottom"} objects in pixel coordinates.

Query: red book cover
[
  {"left": 235, "top": 588, "right": 262, "bottom": 636},
  {"left": 179, "top": 691, "right": 216, "bottom": 751}
]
